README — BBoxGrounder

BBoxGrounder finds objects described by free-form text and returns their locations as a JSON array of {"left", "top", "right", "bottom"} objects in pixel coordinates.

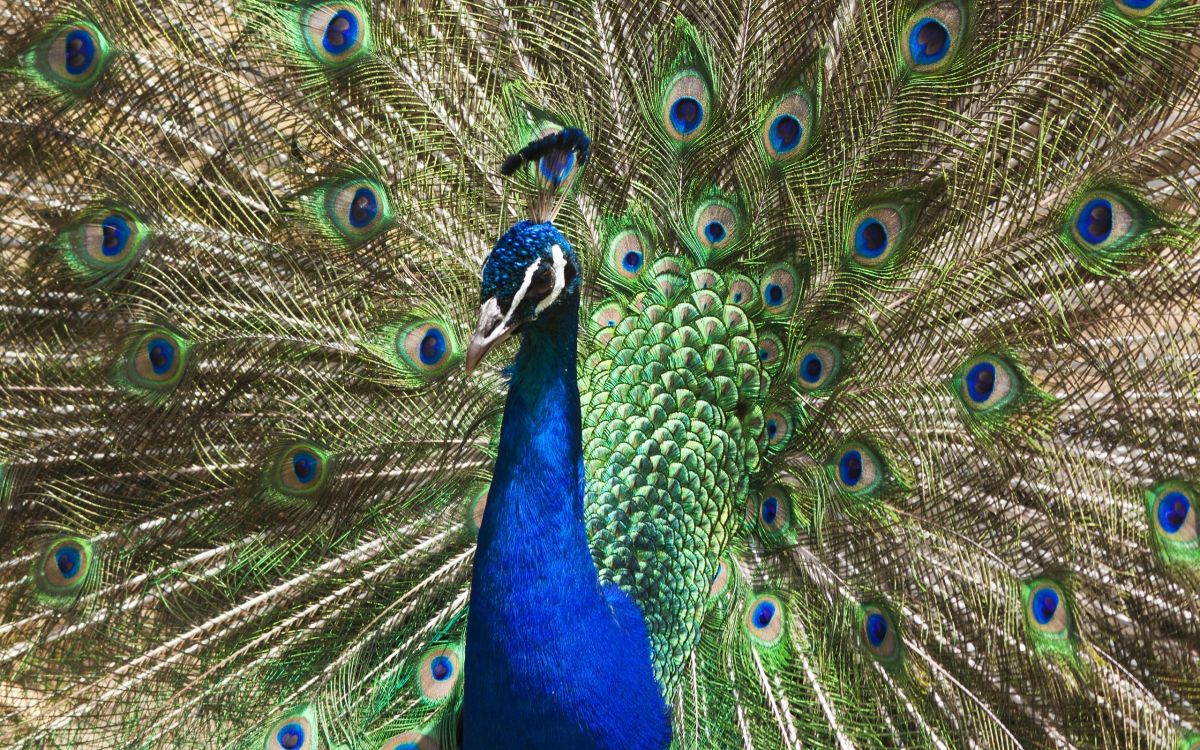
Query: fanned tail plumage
[{"left": 1, "top": 0, "right": 1199, "bottom": 747}]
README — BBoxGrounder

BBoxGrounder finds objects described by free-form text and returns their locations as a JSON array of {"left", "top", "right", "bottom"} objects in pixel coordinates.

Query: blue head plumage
[{"left": 466, "top": 220, "right": 581, "bottom": 372}]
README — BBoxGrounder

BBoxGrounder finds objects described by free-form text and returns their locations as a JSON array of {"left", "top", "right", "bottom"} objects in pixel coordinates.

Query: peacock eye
[
  {"left": 301, "top": 3, "right": 370, "bottom": 68},
  {"left": 832, "top": 441, "right": 884, "bottom": 496},
  {"left": 528, "top": 265, "right": 555, "bottom": 296},
  {"left": 1114, "top": 0, "right": 1163, "bottom": 17},
  {"left": 265, "top": 710, "right": 316, "bottom": 750},
  {"left": 795, "top": 341, "right": 843, "bottom": 391},
  {"left": 1068, "top": 191, "right": 1138, "bottom": 252},
  {"left": 761, "top": 90, "right": 814, "bottom": 162},
  {"left": 1022, "top": 579, "right": 1074, "bottom": 648},
  {"left": 743, "top": 594, "right": 785, "bottom": 647},
  {"left": 322, "top": 178, "right": 391, "bottom": 243},
  {"left": 662, "top": 71, "right": 710, "bottom": 143},
  {"left": 860, "top": 605, "right": 902, "bottom": 663},
  {"left": 957, "top": 354, "right": 1020, "bottom": 413},
  {"left": 417, "top": 646, "right": 463, "bottom": 703},
  {"left": 606, "top": 230, "right": 649, "bottom": 283},
  {"left": 849, "top": 206, "right": 906, "bottom": 266},
  {"left": 36, "top": 22, "right": 111, "bottom": 92},
  {"left": 902, "top": 1, "right": 966, "bottom": 73}
]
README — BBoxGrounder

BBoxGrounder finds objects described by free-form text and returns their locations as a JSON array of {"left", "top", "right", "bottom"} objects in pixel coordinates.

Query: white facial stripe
[
  {"left": 535, "top": 244, "right": 567, "bottom": 315},
  {"left": 503, "top": 259, "right": 542, "bottom": 322},
  {"left": 475, "top": 245, "right": 569, "bottom": 348}
]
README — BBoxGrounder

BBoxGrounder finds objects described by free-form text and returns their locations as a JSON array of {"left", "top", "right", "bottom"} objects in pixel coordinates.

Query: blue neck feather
[{"left": 462, "top": 292, "right": 670, "bottom": 750}]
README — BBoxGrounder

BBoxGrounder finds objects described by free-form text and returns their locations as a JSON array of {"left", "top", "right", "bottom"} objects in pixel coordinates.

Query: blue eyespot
[
  {"left": 1066, "top": 191, "right": 1141, "bottom": 261},
  {"left": 1031, "top": 587, "right": 1059, "bottom": 625},
  {"left": 126, "top": 329, "right": 188, "bottom": 392},
  {"left": 1158, "top": 491, "right": 1190, "bottom": 534},
  {"left": 322, "top": 10, "right": 359, "bottom": 55},
  {"left": 1074, "top": 197, "right": 1113, "bottom": 245},
  {"left": 324, "top": 179, "right": 390, "bottom": 242},
  {"left": 1114, "top": 0, "right": 1162, "bottom": 16},
  {"left": 764, "top": 283, "right": 783, "bottom": 306},
  {"left": 694, "top": 201, "right": 738, "bottom": 253},
  {"left": 63, "top": 29, "right": 96, "bottom": 76},
  {"left": 418, "top": 328, "right": 447, "bottom": 366},
  {"left": 430, "top": 654, "right": 453, "bottom": 681},
  {"left": 757, "top": 485, "right": 792, "bottom": 534},
  {"left": 146, "top": 337, "right": 174, "bottom": 376},
  {"left": 849, "top": 207, "right": 905, "bottom": 266},
  {"left": 754, "top": 600, "right": 776, "bottom": 628},
  {"left": 839, "top": 450, "right": 862, "bottom": 486},
  {"left": 801, "top": 354, "right": 823, "bottom": 383},
  {"left": 865, "top": 612, "right": 888, "bottom": 648},
  {"left": 418, "top": 646, "right": 462, "bottom": 702},
  {"left": 761, "top": 90, "right": 814, "bottom": 161},
  {"left": 796, "top": 342, "right": 842, "bottom": 391},
  {"left": 761, "top": 495, "right": 779, "bottom": 524},
  {"left": 348, "top": 187, "right": 378, "bottom": 228},
  {"left": 1148, "top": 483, "right": 1198, "bottom": 562},
  {"left": 621, "top": 250, "right": 643, "bottom": 273},
  {"left": 36, "top": 22, "right": 111, "bottom": 92},
  {"left": 100, "top": 215, "right": 132, "bottom": 257},
  {"left": 763, "top": 409, "right": 793, "bottom": 453},
  {"left": 909, "top": 18, "right": 950, "bottom": 66},
  {"left": 274, "top": 443, "right": 330, "bottom": 497},
  {"left": 833, "top": 442, "right": 883, "bottom": 496},
  {"left": 854, "top": 218, "right": 888, "bottom": 259},
  {"left": 55, "top": 546, "right": 81, "bottom": 578},
  {"left": 671, "top": 97, "right": 703, "bottom": 135},
  {"left": 302, "top": 4, "right": 370, "bottom": 67},
  {"left": 395, "top": 320, "right": 458, "bottom": 377},
  {"left": 769, "top": 114, "right": 802, "bottom": 153},
  {"left": 744, "top": 594, "right": 785, "bottom": 645},
  {"left": 1023, "top": 580, "right": 1073, "bottom": 648},
  {"left": 739, "top": 592, "right": 787, "bottom": 648},
  {"left": 756, "top": 332, "right": 783, "bottom": 370},
  {"left": 759, "top": 264, "right": 800, "bottom": 316},
  {"left": 965, "top": 361, "right": 995, "bottom": 402},
  {"left": 36, "top": 537, "right": 94, "bottom": 602},
  {"left": 902, "top": 3, "right": 964, "bottom": 73},
  {"left": 292, "top": 451, "right": 318, "bottom": 486},
  {"left": 267, "top": 711, "right": 316, "bottom": 750},
  {"left": 277, "top": 722, "right": 305, "bottom": 750},
  {"left": 957, "top": 355, "right": 1019, "bottom": 413},
  {"left": 606, "top": 230, "right": 649, "bottom": 283},
  {"left": 860, "top": 605, "right": 902, "bottom": 661},
  {"left": 663, "top": 72, "right": 710, "bottom": 143},
  {"left": 66, "top": 208, "right": 148, "bottom": 281}
]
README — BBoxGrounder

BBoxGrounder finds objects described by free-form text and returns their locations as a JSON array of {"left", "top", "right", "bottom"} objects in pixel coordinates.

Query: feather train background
[{"left": 1, "top": 0, "right": 1199, "bottom": 747}]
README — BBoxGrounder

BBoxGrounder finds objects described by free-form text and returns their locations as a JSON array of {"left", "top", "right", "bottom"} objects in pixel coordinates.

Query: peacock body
[{"left": 1, "top": 0, "right": 1199, "bottom": 748}]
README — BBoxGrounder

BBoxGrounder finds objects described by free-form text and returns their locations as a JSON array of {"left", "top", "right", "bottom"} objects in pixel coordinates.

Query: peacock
[{"left": 1, "top": 0, "right": 1199, "bottom": 747}]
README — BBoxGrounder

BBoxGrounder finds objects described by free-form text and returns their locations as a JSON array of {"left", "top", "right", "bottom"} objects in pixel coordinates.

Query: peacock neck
[
  {"left": 483, "top": 293, "right": 583, "bottom": 535},
  {"left": 464, "top": 293, "right": 669, "bottom": 749},
  {"left": 467, "top": 290, "right": 597, "bottom": 647}
]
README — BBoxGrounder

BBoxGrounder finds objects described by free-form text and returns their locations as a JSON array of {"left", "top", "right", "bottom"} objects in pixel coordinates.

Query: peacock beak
[{"left": 465, "top": 297, "right": 517, "bottom": 374}]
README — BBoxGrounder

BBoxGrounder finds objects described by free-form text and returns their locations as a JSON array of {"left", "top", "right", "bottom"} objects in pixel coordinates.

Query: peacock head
[{"left": 466, "top": 219, "right": 581, "bottom": 372}]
